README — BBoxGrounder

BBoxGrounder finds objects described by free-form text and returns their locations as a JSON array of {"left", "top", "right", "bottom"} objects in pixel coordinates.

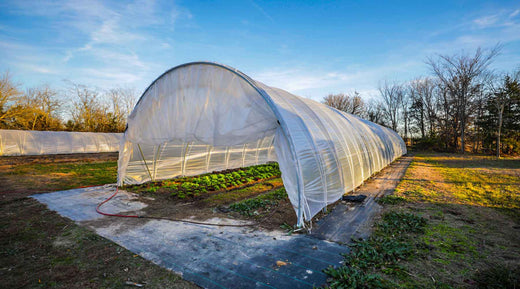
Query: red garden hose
[
  {"left": 95, "top": 186, "right": 140, "bottom": 218},
  {"left": 95, "top": 186, "right": 254, "bottom": 227}
]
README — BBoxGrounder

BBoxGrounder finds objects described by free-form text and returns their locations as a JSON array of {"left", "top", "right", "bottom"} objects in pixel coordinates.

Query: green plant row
[
  {"left": 323, "top": 212, "right": 428, "bottom": 288},
  {"left": 132, "top": 163, "right": 281, "bottom": 199},
  {"left": 228, "top": 187, "right": 287, "bottom": 216}
]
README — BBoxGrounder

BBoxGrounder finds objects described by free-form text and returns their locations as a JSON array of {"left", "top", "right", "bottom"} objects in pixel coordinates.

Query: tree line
[
  {"left": 323, "top": 46, "right": 520, "bottom": 156},
  {"left": 0, "top": 72, "right": 136, "bottom": 133}
]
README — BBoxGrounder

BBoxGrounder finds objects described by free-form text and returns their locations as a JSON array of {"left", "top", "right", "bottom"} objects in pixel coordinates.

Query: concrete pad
[{"left": 32, "top": 187, "right": 347, "bottom": 289}]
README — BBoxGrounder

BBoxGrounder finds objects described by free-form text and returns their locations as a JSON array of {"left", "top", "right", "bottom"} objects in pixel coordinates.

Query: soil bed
[{"left": 124, "top": 163, "right": 299, "bottom": 230}]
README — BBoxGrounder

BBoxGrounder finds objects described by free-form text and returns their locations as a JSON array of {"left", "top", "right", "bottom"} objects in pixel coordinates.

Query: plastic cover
[
  {"left": 118, "top": 62, "right": 406, "bottom": 226},
  {"left": 0, "top": 129, "right": 122, "bottom": 156}
]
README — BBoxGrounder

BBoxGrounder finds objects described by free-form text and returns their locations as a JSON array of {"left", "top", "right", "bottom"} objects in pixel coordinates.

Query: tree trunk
[
  {"left": 497, "top": 105, "right": 504, "bottom": 158},
  {"left": 420, "top": 108, "right": 425, "bottom": 138},
  {"left": 404, "top": 112, "right": 409, "bottom": 143},
  {"left": 460, "top": 99, "right": 466, "bottom": 154}
]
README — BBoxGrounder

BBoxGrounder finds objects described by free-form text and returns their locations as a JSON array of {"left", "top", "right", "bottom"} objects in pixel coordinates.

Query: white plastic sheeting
[
  {"left": 0, "top": 129, "right": 122, "bottom": 156},
  {"left": 118, "top": 62, "right": 406, "bottom": 226}
]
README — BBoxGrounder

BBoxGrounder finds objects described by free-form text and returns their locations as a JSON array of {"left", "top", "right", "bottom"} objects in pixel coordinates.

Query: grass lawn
[
  {"left": 324, "top": 152, "right": 520, "bottom": 288},
  {"left": 0, "top": 153, "right": 198, "bottom": 288}
]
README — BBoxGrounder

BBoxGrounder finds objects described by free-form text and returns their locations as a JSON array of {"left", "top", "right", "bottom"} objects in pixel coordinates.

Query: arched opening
[{"left": 118, "top": 63, "right": 282, "bottom": 185}]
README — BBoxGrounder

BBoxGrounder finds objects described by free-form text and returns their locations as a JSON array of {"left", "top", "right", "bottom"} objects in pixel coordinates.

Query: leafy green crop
[
  {"left": 128, "top": 163, "right": 281, "bottom": 200},
  {"left": 323, "top": 211, "right": 427, "bottom": 288}
]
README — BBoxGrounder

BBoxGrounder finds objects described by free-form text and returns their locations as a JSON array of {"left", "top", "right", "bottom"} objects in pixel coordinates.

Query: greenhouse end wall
[{"left": 0, "top": 129, "right": 122, "bottom": 156}]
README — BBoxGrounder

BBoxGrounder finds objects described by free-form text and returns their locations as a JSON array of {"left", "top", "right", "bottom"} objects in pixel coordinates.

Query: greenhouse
[
  {"left": 118, "top": 62, "right": 406, "bottom": 226},
  {"left": 0, "top": 129, "right": 121, "bottom": 156}
]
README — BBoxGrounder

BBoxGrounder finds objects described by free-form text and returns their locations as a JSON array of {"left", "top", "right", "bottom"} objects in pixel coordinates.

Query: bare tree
[
  {"left": 488, "top": 72, "right": 520, "bottom": 157},
  {"left": 107, "top": 87, "right": 137, "bottom": 132},
  {"left": 472, "top": 85, "right": 487, "bottom": 153},
  {"left": 409, "top": 78, "right": 439, "bottom": 138},
  {"left": 67, "top": 83, "right": 109, "bottom": 132},
  {"left": 323, "top": 92, "right": 365, "bottom": 116},
  {"left": 12, "top": 85, "right": 63, "bottom": 130},
  {"left": 436, "top": 83, "right": 459, "bottom": 150},
  {"left": 427, "top": 46, "right": 500, "bottom": 153},
  {"left": 66, "top": 83, "right": 137, "bottom": 132},
  {"left": 364, "top": 99, "right": 386, "bottom": 126},
  {"left": 400, "top": 86, "right": 410, "bottom": 141},
  {"left": 379, "top": 81, "right": 403, "bottom": 132},
  {"left": 0, "top": 71, "right": 23, "bottom": 127},
  {"left": 421, "top": 78, "right": 439, "bottom": 136},
  {"left": 409, "top": 79, "right": 425, "bottom": 138}
]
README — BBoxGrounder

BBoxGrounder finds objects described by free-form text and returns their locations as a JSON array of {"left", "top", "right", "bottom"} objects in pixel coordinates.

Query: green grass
[
  {"left": 3, "top": 161, "right": 117, "bottom": 192},
  {"left": 421, "top": 222, "right": 478, "bottom": 260},
  {"left": 377, "top": 195, "right": 407, "bottom": 205},
  {"left": 394, "top": 154, "right": 520, "bottom": 216}
]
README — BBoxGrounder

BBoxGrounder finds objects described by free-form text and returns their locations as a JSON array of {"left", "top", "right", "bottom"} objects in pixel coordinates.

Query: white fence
[{"left": 0, "top": 129, "right": 123, "bottom": 156}]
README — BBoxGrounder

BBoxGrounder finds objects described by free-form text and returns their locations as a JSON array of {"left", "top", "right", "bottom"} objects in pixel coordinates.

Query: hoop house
[{"left": 118, "top": 62, "right": 406, "bottom": 226}]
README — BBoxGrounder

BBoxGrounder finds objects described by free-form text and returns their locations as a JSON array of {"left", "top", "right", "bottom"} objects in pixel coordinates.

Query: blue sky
[{"left": 1, "top": 0, "right": 519, "bottom": 101}]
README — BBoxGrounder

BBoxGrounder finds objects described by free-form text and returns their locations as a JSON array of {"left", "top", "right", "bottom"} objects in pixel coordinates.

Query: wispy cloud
[
  {"left": 473, "top": 14, "right": 500, "bottom": 28},
  {"left": 472, "top": 8, "right": 520, "bottom": 29},
  {"left": 1, "top": 0, "right": 190, "bottom": 89},
  {"left": 254, "top": 69, "right": 350, "bottom": 92},
  {"left": 253, "top": 60, "right": 422, "bottom": 100},
  {"left": 19, "top": 64, "right": 57, "bottom": 74},
  {"left": 248, "top": 0, "right": 274, "bottom": 23}
]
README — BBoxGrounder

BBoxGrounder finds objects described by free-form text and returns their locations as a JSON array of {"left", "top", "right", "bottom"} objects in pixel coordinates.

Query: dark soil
[{"left": 133, "top": 177, "right": 298, "bottom": 231}]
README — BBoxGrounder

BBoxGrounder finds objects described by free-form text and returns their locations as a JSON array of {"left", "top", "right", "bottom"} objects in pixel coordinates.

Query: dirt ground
[
  {"left": 127, "top": 177, "right": 298, "bottom": 231},
  {"left": 0, "top": 153, "right": 199, "bottom": 289}
]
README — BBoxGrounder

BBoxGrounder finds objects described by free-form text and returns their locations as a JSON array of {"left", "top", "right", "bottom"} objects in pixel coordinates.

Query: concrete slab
[
  {"left": 32, "top": 187, "right": 347, "bottom": 289},
  {"left": 33, "top": 185, "right": 147, "bottom": 221}
]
